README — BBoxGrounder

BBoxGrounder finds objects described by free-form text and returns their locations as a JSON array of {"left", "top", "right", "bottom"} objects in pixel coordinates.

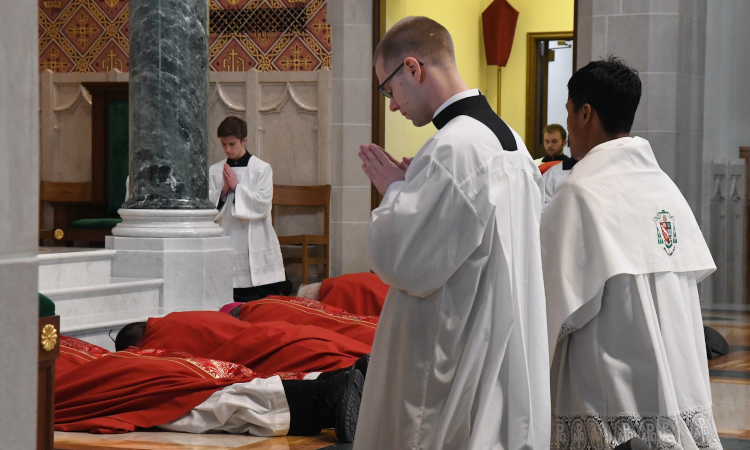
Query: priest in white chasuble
[
  {"left": 209, "top": 117, "right": 286, "bottom": 302},
  {"left": 354, "top": 16, "right": 550, "bottom": 450},
  {"left": 542, "top": 57, "right": 721, "bottom": 450}
]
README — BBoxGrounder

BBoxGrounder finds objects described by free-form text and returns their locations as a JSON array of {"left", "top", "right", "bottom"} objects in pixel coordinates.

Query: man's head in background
[
  {"left": 543, "top": 124, "right": 567, "bottom": 157},
  {"left": 566, "top": 56, "right": 642, "bottom": 160}
]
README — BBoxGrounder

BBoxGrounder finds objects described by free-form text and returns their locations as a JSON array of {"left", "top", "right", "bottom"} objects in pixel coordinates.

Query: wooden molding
[
  {"left": 80, "top": 82, "right": 129, "bottom": 92},
  {"left": 371, "top": 0, "right": 386, "bottom": 210},
  {"left": 525, "top": 31, "right": 574, "bottom": 158},
  {"left": 573, "top": 0, "right": 579, "bottom": 72},
  {"left": 40, "top": 181, "right": 92, "bottom": 202},
  {"left": 84, "top": 83, "right": 129, "bottom": 205},
  {"left": 740, "top": 146, "right": 750, "bottom": 305},
  {"left": 37, "top": 315, "right": 59, "bottom": 450}
]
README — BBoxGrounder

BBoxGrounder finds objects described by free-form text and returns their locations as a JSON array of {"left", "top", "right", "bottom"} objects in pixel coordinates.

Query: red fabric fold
[
  {"left": 318, "top": 273, "right": 389, "bottom": 316},
  {"left": 139, "top": 297, "right": 377, "bottom": 373},
  {"left": 55, "top": 341, "right": 304, "bottom": 433}
]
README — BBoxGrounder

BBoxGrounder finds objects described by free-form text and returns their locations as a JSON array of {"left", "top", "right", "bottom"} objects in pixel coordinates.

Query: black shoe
[
  {"left": 353, "top": 354, "right": 370, "bottom": 378},
  {"left": 334, "top": 368, "right": 364, "bottom": 443},
  {"left": 317, "top": 369, "right": 365, "bottom": 442}
]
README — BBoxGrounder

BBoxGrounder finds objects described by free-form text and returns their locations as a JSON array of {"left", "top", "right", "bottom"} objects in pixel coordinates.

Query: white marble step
[
  {"left": 38, "top": 248, "right": 116, "bottom": 284},
  {"left": 39, "top": 276, "right": 164, "bottom": 334}
]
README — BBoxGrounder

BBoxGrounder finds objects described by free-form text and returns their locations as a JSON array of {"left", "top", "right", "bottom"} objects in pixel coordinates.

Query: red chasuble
[
  {"left": 318, "top": 273, "right": 389, "bottom": 316},
  {"left": 138, "top": 297, "right": 377, "bottom": 374},
  {"left": 55, "top": 337, "right": 304, "bottom": 433}
]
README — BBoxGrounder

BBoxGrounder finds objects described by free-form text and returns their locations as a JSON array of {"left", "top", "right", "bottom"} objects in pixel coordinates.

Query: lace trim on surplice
[
  {"left": 559, "top": 321, "right": 579, "bottom": 338},
  {"left": 552, "top": 405, "right": 722, "bottom": 450}
]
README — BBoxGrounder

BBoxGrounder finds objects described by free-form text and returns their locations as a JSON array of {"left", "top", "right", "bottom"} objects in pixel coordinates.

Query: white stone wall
[
  {"left": 0, "top": 0, "right": 40, "bottom": 447},
  {"left": 328, "top": 0, "right": 374, "bottom": 276}
]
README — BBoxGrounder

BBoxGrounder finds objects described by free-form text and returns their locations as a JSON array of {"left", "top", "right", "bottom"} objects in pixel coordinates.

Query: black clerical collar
[
  {"left": 227, "top": 151, "right": 251, "bottom": 167},
  {"left": 562, "top": 157, "right": 578, "bottom": 170},
  {"left": 431, "top": 95, "right": 517, "bottom": 151},
  {"left": 542, "top": 153, "right": 569, "bottom": 163}
]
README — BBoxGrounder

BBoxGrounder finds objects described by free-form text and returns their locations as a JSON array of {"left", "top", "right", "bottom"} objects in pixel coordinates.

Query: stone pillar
[
  {"left": 110, "top": 0, "right": 232, "bottom": 311},
  {"left": 126, "top": 0, "right": 213, "bottom": 210},
  {"left": 328, "top": 0, "right": 374, "bottom": 276},
  {"left": 576, "top": 0, "right": 707, "bottom": 215},
  {"left": 0, "top": 0, "right": 39, "bottom": 447},
  {"left": 576, "top": 0, "right": 739, "bottom": 303}
]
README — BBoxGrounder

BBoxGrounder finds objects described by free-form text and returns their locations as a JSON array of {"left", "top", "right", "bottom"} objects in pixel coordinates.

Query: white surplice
[
  {"left": 159, "top": 373, "right": 321, "bottom": 436},
  {"left": 354, "top": 92, "right": 551, "bottom": 450},
  {"left": 159, "top": 376, "right": 290, "bottom": 436},
  {"left": 542, "top": 137, "right": 720, "bottom": 450},
  {"left": 542, "top": 162, "right": 572, "bottom": 211},
  {"left": 209, "top": 156, "right": 285, "bottom": 288}
]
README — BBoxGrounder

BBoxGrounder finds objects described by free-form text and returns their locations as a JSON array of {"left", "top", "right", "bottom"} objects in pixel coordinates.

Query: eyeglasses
[{"left": 378, "top": 61, "right": 424, "bottom": 99}]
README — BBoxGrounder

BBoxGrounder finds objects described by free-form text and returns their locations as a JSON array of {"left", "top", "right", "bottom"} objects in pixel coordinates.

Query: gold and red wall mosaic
[{"left": 38, "top": 0, "right": 331, "bottom": 73}]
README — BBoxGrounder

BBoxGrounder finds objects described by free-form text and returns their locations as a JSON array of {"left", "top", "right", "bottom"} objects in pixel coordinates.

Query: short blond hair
[{"left": 374, "top": 16, "right": 455, "bottom": 70}]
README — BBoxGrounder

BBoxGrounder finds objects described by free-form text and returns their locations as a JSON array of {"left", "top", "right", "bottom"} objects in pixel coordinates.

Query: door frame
[
  {"left": 371, "top": 0, "right": 386, "bottom": 210},
  {"left": 524, "top": 31, "right": 574, "bottom": 159}
]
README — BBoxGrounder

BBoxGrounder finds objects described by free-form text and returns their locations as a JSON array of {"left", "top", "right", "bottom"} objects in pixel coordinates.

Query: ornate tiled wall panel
[{"left": 38, "top": 0, "right": 330, "bottom": 73}]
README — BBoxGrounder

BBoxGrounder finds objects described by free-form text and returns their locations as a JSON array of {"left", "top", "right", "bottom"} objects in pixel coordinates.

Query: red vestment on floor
[
  {"left": 318, "top": 273, "right": 389, "bottom": 316},
  {"left": 55, "top": 336, "right": 304, "bottom": 433},
  {"left": 138, "top": 297, "right": 377, "bottom": 373}
]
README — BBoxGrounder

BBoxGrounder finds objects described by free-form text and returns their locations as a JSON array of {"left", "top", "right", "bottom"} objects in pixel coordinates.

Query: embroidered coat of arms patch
[{"left": 653, "top": 210, "right": 677, "bottom": 256}]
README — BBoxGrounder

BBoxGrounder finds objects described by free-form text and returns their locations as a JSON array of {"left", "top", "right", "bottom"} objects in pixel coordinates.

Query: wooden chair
[{"left": 272, "top": 185, "right": 331, "bottom": 285}]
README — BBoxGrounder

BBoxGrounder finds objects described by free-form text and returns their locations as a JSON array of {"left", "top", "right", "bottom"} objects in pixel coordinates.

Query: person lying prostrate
[
  {"left": 55, "top": 336, "right": 364, "bottom": 442},
  {"left": 120, "top": 297, "right": 375, "bottom": 374},
  {"left": 318, "top": 273, "right": 388, "bottom": 316},
  {"left": 236, "top": 297, "right": 377, "bottom": 345},
  {"left": 296, "top": 273, "right": 389, "bottom": 316},
  {"left": 542, "top": 56, "right": 720, "bottom": 449}
]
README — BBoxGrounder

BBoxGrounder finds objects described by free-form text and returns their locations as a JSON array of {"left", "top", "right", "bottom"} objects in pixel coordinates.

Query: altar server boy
[{"left": 209, "top": 117, "right": 287, "bottom": 302}]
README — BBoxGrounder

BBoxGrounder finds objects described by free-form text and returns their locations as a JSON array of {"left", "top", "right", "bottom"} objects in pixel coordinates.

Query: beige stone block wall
[
  {"left": 328, "top": 0, "right": 374, "bottom": 276},
  {"left": 576, "top": 0, "right": 706, "bottom": 215}
]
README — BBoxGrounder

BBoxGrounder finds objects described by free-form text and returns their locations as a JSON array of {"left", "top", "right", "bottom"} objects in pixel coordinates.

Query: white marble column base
[
  {"left": 106, "top": 235, "right": 233, "bottom": 311},
  {"left": 112, "top": 209, "right": 224, "bottom": 238}
]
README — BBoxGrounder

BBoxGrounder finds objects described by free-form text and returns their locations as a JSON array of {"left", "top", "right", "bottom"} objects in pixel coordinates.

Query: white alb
[{"left": 354, "top": 92, "right": 551, "bottom": 450}]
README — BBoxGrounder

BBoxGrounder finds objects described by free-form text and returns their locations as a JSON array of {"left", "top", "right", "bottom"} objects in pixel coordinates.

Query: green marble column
[{"left": 125, "top": 0, "right": 213, "bottom": 209}]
